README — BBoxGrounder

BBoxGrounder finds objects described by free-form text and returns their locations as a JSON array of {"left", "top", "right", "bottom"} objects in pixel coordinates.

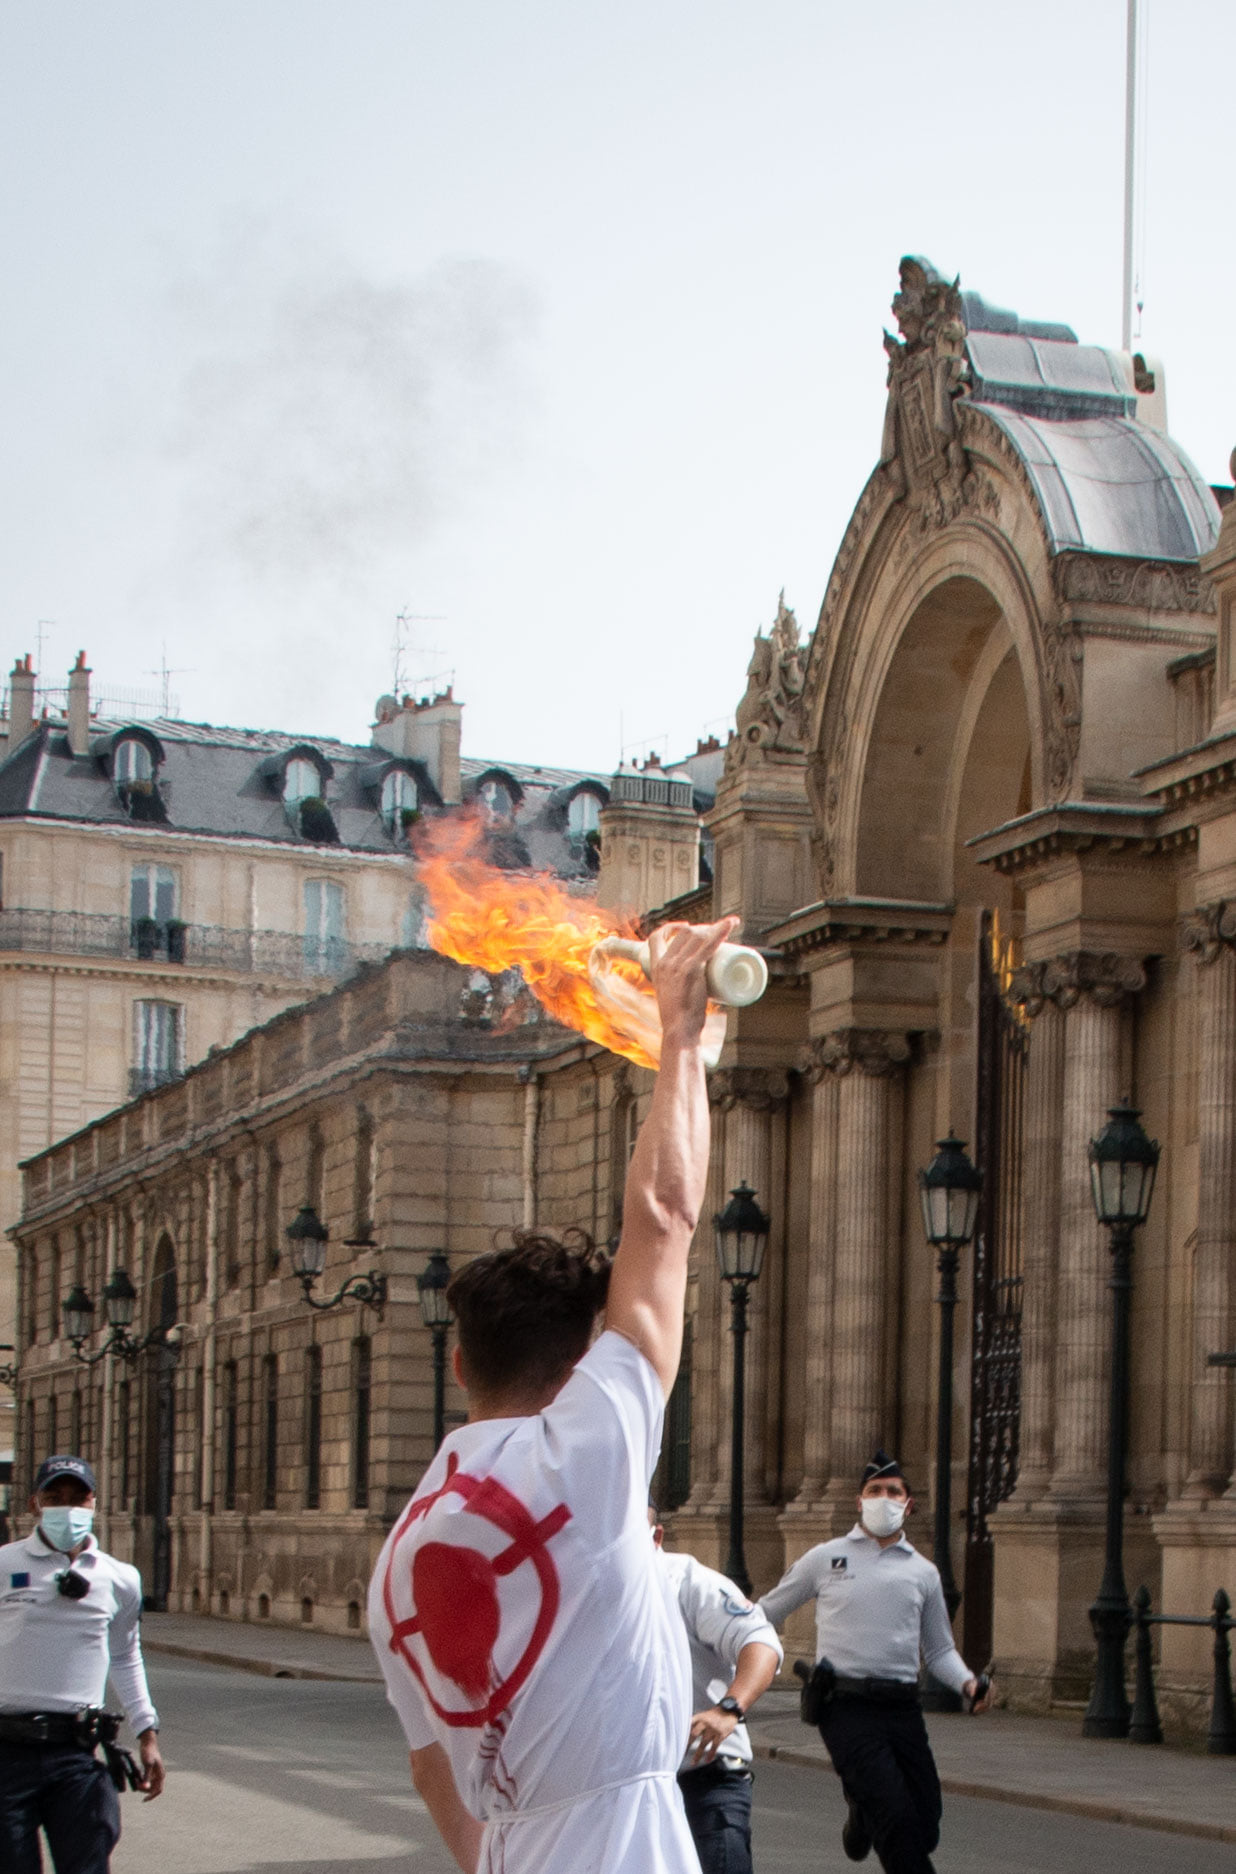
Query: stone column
[
  {"left": 792, "top": 1045, "right": 839, "bottom": 1502},
  {"left": 1008, "top": 974, "right": 1066, "bottom": 1498},
  {"left": 821, "top": 1030, "right": 910, "bottom": 1501},
  {"left": 1181, "top": 906, "right": 1236, "bottom": 1495},
  {"left": 711, "top": 1069, "right": 788, "bottom": 1505},
  {"left": 1046, "top": 953, "right": 1145, "bottom": 1501}
]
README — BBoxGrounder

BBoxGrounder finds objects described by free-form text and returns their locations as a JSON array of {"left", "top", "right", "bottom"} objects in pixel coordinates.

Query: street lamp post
[
  {"left": 918, "top": 1134, "right": 983, "bottom": 1711},
  {"left": 416, "top": 1252, "right": 454, "bottom": 1451},
  {"left": 62, "top": 1269, "right": 179, "bottom": 1367},
  {"left": 714, "top": 1182, "right": 771, "bottom": 1598},
  {"left": 285, "top": 1206, "right": 388, "bottom": 1317},
  {"left": 1083, "top": 1099, "right": 1160, "bottom": 1739}
]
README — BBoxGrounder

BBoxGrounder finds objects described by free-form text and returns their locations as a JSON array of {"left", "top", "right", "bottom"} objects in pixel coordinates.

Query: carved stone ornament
[
  {"left": 1010, "top": 952, "right": 1146, "bottom": 1016},
  {"left": 708, "top": 1067, "right": 790, "bottom": 1111},
  {"left": 1181, "top": 902, "right": 1236, "bottom": 966},
  {"left": 725, "top": 591, "right": 808, "bottom": 774},
  {"left": 802, "top": 1029, "right": 911, "bottom": 1080},
  {"left": 879, "top": 256, "right": 997, "bottom": 534},
  {"left": 1053, "top": 553, "right": 1213, "bottom": 617}
]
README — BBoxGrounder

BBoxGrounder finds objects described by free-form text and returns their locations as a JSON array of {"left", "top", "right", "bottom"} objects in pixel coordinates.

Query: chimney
[
  {"left": 8, "top": 654, "right": 35, "bottom": 748},
  {"left": 370, "top": 687, "right": 463, "bottom": 805},
  {"left": 67, "top": 651, "right": 91, "bottom": 757},
  {"left": 595, "top": 762, "right": 701, "bottom": 916}
]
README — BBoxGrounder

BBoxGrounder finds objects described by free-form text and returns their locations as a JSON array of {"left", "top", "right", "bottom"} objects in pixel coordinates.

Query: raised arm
[{"left": 606, "top": 916, "right": 738, "bottom": 1396}]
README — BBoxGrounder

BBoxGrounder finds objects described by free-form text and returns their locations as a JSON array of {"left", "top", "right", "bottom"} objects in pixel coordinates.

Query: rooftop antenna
[
  {"left": 35, "top": 619, "right": 53, "bottom": 675},
  {"left": 145, "top": 641, "right": 194, "bottom": 717},
  {"left": 393, "top": 608, "right": 448, "bottom": 698}
]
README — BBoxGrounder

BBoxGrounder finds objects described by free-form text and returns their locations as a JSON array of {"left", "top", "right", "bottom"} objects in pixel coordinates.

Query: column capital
[
  {"left": 1011, "top": 951, "right": 1146, "bottom": 1016},
  {"left": 801, "top": 1028, "right": 911, "bottom": 1080},
  {"left": 707, "top": 1067, "right": 790, "bottom": 1111},
  {"left": 1181, "top": 901, "right": 1236, "bottom": 967}
]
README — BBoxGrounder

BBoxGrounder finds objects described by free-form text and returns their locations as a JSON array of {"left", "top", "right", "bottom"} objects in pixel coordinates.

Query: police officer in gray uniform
[
  {"left": 760, "top": 1451, "right": 991, "bottom": 1874},
  {"left": 0, "top": 1454, "right": 164, "bottom": 1874},
  {"left": 652, "top": 1511, "right": 782, "bottom": 1874}
]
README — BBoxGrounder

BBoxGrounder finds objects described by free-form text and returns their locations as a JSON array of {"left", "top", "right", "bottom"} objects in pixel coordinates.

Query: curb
[
  {"left": 752, "top": 1742, "right": 1236, "bottom": 1845},
  {"left": 143, "top": 1638, "right": 380, "bottom": 1684}
]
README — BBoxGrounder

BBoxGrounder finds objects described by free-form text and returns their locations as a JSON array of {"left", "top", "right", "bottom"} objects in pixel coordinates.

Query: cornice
[
  {"left": 764, "top": 897, "right": 952, "bottom": 959},
  {"left": 967, "top": 801, "right": 1193, "bottom": 876},
  {"left": 1134, "top": 728, "right": 1236, "bottom": 810}
]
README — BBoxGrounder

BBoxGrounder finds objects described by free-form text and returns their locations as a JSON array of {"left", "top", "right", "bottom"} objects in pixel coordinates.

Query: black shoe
[{"left": 842, "top": 1796, "right": 872, "bottom": 1862}]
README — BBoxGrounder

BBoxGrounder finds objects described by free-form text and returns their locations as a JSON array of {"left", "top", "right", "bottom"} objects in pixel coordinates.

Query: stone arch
[{"left": 805, "top": 432, "right": 1057, "bottom": 902}]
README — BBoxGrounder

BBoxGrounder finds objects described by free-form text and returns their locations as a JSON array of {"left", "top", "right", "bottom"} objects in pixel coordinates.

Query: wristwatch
[{"left": 718, "top": 1696, "right": 745, "bottom": 1720}]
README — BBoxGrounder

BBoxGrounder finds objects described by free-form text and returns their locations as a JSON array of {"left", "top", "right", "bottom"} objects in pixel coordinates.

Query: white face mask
[
  {"left": 40, "top": 1506, "right": 94, "bottom": 1552},
  {"left": 860, "top": 1496, "right": 907, "bottom": 1539}
]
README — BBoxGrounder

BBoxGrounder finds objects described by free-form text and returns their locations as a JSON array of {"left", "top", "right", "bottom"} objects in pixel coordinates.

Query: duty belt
[
  {"left": 0, "top": 1708, "right": 141, "bottom": 1789},
  {"left": 832, "top": 1675, "right": 920, "bottom": 1706}
]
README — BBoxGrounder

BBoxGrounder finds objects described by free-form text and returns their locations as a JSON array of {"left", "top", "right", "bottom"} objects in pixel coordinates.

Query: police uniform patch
[
  {"left": 10, "top": 1573, "right": 30, "bottom": 1588},
  {"left": 723, "top": 1595, "right": 754, "bottom": 1616},
  {"left": 831, "top": 1557, "right": 847, "bottom": 1572}
]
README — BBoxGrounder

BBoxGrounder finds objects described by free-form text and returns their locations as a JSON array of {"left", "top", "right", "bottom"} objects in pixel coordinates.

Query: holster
[{"left": 792, "top": 1656, "right": 836, "bottom": 1725}]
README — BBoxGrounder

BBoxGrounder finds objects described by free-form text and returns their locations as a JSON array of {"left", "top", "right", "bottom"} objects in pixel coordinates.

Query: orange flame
[{"left": 415, "top": 813, "right": 659, "bottom": 1068}]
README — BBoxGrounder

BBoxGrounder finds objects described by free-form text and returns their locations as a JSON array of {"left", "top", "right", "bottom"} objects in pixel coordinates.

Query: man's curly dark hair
[{"left": 446, "top": 1228, "right": 612, "bottom": 1399}]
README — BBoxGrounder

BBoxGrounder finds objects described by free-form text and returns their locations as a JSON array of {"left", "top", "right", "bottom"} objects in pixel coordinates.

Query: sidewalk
[{"left": 140, "top": 1614, "right": 1236, "bottom": 1844}]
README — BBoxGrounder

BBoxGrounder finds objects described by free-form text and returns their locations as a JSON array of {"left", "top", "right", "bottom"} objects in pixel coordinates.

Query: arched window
[
  {"left": 284, "top": 757, "right": 320, "bottom": 805},
  {"left": 479, "top": 777, "right": 513, "bottom": 819},
  {"left": 114, "top": 738, "right": 154, "bottom": 788},
  {"left": 381, "top": 768, "right": 419, "bottom": 836},
  {"left": 567, "top": 790, "right": 603, "bottom": 842}
]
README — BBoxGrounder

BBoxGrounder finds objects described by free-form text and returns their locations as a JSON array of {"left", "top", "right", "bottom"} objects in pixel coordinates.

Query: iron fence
[{"left": 1129, "top": 1584, "right": 1236, "bottom": 1753}]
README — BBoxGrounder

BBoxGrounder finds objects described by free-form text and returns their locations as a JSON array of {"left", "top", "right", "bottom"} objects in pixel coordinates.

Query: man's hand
[
  {"left": 963, "top": 1674, "right": 994, "bottom": 1714},
  {"left": 688, "top": 1703, "right": 741, "bottom": 1764},
  {"left": 648, "top": 917, "right": 740, "bottom": 1052},
  {"left": 136, "top": 1729, "right": 165, "bottom": 1800}
]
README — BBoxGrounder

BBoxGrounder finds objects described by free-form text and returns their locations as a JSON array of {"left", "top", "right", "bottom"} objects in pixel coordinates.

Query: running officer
[
  {"left": 369, "top": 916, "right": 739, "bottom": 1874},
  {"left": 0, "top": 1453, "right": 164, "bottom": 1874},
  {"left": 651, "top": 1509, "right": 781, "bottom": 1874},
  {"left": 759, "top": 1449, "right": 991, "bottom": 1874}
]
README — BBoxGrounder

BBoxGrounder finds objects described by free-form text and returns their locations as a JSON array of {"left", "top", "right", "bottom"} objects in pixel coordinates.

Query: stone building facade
[{"left": 10, "top": 259, "right": 1236, "bottom": 1734}]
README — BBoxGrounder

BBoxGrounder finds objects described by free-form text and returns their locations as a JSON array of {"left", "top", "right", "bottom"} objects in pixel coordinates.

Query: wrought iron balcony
[{"left": 0, "top": 908, "right": 390, "bottom": 983}]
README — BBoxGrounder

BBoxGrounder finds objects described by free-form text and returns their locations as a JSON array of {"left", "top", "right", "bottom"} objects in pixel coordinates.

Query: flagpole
[{"left": 1122, "top": 0, "right": 1138, "bottom": 352}]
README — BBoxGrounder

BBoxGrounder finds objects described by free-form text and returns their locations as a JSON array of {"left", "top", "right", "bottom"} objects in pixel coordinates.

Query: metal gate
[{"left": 963, "top": 912, "right": 1026, "bottom": 1665}]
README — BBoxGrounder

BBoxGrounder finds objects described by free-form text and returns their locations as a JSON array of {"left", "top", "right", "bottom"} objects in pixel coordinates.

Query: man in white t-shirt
[{"left": 369, "top": 915, "right": 738, "bottom": 1874}]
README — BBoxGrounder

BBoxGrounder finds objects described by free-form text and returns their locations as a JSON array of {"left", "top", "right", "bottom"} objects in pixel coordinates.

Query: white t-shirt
[
  {"left": 369, "top": 1329, "right": 700, "bottom": 1874},
  {"left": 659, "top": 1550, "right": 782, "bottom": 1769}
]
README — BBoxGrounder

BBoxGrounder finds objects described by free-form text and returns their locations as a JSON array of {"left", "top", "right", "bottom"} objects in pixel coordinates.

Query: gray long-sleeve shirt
[{"left": 759, "top": 1524, "right": 971, "bottom": 1696}]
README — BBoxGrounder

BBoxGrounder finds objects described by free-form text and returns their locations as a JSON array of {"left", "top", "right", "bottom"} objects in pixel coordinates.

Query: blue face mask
[{"left": 40, "top": 1506, "right": 94, "bottom": 1552}]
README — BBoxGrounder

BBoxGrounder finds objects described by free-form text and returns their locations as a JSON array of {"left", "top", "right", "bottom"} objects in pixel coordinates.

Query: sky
[{"left": 2, "top": 1, "right": 1233, "bottom": 775}]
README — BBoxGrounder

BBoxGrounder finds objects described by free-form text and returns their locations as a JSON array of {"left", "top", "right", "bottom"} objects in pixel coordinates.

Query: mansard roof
[{"left": 0, "top": 713, "right": 612, "bottom": 879}]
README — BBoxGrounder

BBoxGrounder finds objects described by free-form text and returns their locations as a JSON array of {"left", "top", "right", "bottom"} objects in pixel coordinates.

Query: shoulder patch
[{"left": 723, "top": 1594, "right": 754, "bottom": 1616}]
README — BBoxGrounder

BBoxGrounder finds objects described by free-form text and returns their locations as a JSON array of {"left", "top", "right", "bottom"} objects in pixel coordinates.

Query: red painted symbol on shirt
[{"left": 382, "top": 1452, "right": 571, "bottom": 1728}]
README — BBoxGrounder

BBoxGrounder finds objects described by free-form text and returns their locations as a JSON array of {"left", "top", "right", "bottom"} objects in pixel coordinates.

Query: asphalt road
[{"left": 105, "top": 1659, "right": 1232, "bottom": 1874}]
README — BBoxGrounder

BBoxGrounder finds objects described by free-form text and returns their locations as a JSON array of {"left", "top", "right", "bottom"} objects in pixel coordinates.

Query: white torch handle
[{"left": 593, "top": 935, "right": 768, "bottom": 1009}]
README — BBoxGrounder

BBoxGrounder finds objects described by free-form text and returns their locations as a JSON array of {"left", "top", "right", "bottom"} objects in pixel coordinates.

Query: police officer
[
  {"left": 759, "top": 1450, "right": 991, "bottom": 1874},
  {"left": 651, "top": 1510, "right": 782, "bottom": 1874},
  {"left": 0, "top": 1453, "right": 164, "bottom": 1873}
]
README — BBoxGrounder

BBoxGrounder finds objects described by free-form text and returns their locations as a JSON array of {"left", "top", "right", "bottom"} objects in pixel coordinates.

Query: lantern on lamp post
[
  {"left": 1083, "top": 1099, "right": 1159, "bottom": 1739},
  {"left": 285, "top": 1206, "right": 387, "bottom": 1316},
  {"left": 416, "top": 1252, "right": 454, "bottom": 1451},
  {"left": 714, "top": 1182, "right": 771, "bottom": 1597}
]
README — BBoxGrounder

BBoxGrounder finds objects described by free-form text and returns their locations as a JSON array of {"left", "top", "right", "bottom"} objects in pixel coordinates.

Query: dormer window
[
  {"left": 114, "top": 738, "right": 154, "bottom": 789},
  {"left": 479, "top": 777, "right": 515, "bottom": 819},
  {"left": 568, "top": 790, "right": 602, "bottom": 842},
  {"left": 284, "top": 757, "right": 320, "bottom": 809},
  {"left": 381, "top": 768, "right": 419, "bottom": 837},
  {"left": 100, "top": 728, "right": 167, "bottom": 822}
]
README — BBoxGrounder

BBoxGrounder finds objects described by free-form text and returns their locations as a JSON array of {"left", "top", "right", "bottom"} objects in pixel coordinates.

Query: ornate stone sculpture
[
  {"left": 879, "top": 256, "right": 993, "bottom": 532},
  {"left": 726, "top": 592, "right": 807, "bottom": 773},
  {"left": 1181, "top": 902, "right": 1236, "bottom": 965},
  {"left": 1010, "top": 952, "right": 1146, "bottom": 1017}
]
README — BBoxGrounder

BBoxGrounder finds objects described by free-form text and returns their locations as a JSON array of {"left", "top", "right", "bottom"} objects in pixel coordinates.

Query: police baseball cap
[{"left": 34, "top": 1454, "right": 98, "bottom": 1494}]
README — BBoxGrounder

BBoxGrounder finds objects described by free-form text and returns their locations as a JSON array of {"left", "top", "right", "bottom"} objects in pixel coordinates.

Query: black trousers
[
  {"left": 818, "top": 1697, "right": 942, "bottom": 1874},
  {"left": 0, "top": 1742, "right": 120, "bottom": 1874},
  {"left": 677, "top": 1763, "right": 754, "bottom": 1874}
]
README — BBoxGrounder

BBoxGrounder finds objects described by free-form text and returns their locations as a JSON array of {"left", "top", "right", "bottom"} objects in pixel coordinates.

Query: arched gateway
[{"left": 678, "top": 259, "right": 1231, "bottom": 1711}]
